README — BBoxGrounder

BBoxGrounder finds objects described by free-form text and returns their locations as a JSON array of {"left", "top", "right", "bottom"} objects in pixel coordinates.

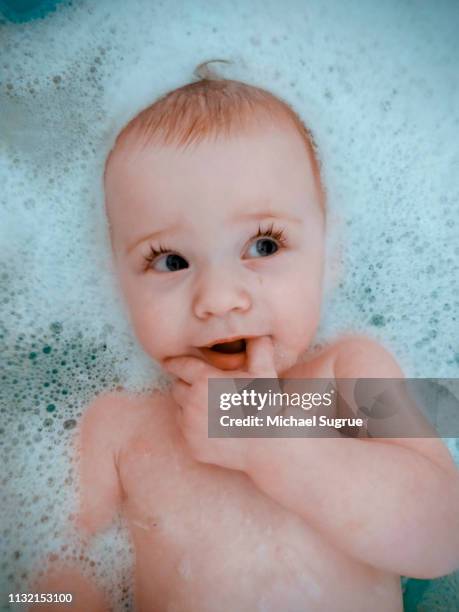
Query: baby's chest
[{"left": 118, "top": 412, "right": 327, "bottom": 567}]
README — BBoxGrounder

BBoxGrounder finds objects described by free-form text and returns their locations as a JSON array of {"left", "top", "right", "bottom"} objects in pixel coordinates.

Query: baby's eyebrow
[
  {"left": 126, "top": 223, "right": 180, "bottom": 254},
  {"left": 231, "top": 210, "right": 303, "bottom": 224}
]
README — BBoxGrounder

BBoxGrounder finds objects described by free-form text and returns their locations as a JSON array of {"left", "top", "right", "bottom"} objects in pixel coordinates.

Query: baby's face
[{"left": 105, "top": 120, "right": 325, "bottom": 374}]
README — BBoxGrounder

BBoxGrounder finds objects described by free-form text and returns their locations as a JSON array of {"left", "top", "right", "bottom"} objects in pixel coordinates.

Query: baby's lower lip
[{"left": 198, "top": 347, "right": 247, "bottom": 371}]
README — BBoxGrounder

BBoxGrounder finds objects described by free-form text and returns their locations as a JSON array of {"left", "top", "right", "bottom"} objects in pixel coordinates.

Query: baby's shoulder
[
  {"left": 285, "top": 334, "right": 402, "bottom": 379},
  {"left": 331, "top": 333, "right": 404, "bottom": 378}
]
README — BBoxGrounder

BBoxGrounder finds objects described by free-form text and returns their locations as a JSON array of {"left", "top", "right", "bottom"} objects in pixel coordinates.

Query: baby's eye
[
  {"left": 244, "top": 224, "right": 287, "bottom": 259},
  {"left": 155, "top": 253, "right": 189, "bottom": 272},
  {"left": 144, "top": 246, "right": 189, "bottom": 273},
  {"left": 246, "top": 237, "right": 279, "bottom": 258}
]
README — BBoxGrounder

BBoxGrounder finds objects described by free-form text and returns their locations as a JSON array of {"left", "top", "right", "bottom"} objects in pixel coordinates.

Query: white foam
[{"left": 1, "top": 0, "right": 458, "bottom": 609}]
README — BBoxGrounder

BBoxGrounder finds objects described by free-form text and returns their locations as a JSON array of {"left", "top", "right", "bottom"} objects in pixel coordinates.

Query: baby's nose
[{"left": 192, "top": 264, "right": 251, "bottom": 320}]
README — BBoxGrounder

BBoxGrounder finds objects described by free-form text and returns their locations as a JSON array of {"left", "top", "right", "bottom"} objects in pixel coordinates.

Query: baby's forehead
[
  {"left": 104, "top": 115, "right": 324, "bottom": 220},
  {"left": 106, "top": 117, "right": 315, "bottom": 180}
]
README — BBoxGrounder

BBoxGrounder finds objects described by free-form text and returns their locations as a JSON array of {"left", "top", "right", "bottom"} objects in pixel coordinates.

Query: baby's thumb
[{"left": 246, "top": 336, "right": 276, "bottom": 376}]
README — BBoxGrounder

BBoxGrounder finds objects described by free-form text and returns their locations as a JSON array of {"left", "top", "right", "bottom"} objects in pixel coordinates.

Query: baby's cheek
[
  {"left": 126, "top": 301, "right": 166, "bottom": 353},
  {"left": 273, "top": 343, "right": 298, "bottom": 375},
  {"left": 293, "top": 277, "right": 322, "bottom": 322},
  {"left": 273, "top": 289, "right": 319, "bottom": 355},
  {"left": 136, "top": 300, "right": 190, "bottom": 357}
]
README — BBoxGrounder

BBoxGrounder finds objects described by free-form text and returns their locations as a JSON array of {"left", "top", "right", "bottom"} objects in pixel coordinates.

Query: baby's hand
[{"left": 162, "top": 336, "right": 277, "bottom": 471}]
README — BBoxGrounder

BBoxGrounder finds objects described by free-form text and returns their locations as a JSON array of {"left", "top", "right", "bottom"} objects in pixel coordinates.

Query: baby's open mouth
[
  {"left": 209, "top": 339, "right": 246, "bottom": 354},
  {"left": 198, "top": 337, "right": 249, "bottom": 370}
]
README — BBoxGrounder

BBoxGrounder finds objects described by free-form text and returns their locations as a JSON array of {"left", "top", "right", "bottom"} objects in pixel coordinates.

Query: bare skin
[{"left": 29, "top": 117, "right": 459, "bottom": 610}]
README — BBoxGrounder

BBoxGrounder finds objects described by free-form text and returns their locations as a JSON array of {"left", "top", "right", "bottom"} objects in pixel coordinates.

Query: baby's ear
[{"left": 323, "top": 210, "right": 345, "bottom": 299}]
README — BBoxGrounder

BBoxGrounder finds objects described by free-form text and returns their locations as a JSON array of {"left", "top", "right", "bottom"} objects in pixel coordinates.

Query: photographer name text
[{"left": 219, "top": 414, "right": 366, "bottom": 429}]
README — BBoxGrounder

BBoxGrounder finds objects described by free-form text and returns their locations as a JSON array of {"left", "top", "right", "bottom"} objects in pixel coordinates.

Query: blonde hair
[{"left": 109, "top": 60, "right": 325, "bottom": 210}]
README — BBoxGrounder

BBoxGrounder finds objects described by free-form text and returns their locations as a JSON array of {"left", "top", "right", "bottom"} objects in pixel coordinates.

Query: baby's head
[{"left": 104, "top": 66, "right": 326, "bottom": 374}]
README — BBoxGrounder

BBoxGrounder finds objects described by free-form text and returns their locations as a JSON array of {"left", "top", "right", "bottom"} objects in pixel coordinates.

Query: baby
[{"left": 31, "top": 66, "right": 459, "bottom": 611}]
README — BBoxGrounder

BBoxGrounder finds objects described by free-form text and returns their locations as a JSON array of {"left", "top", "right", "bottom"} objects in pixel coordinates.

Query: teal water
[
  {"left": 403, "top": 574, "right": 459, "bottom": 611},
  {"left": 403, "top": 578, "right": 431, "bottom": 611},
  {"left": 0, "top": 0, "right": 66, "bottom": 23}
]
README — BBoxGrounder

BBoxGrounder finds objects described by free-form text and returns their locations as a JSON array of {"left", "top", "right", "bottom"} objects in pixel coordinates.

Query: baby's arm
[
  {"left": 76, "top": 392, "right": 126, "bottom": 537},
  {"left": 244, "top": 336, "right": 459, "bottom": 579},
  {"left": 28, "top": 393, "right": 127, "bottom": 611}
]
